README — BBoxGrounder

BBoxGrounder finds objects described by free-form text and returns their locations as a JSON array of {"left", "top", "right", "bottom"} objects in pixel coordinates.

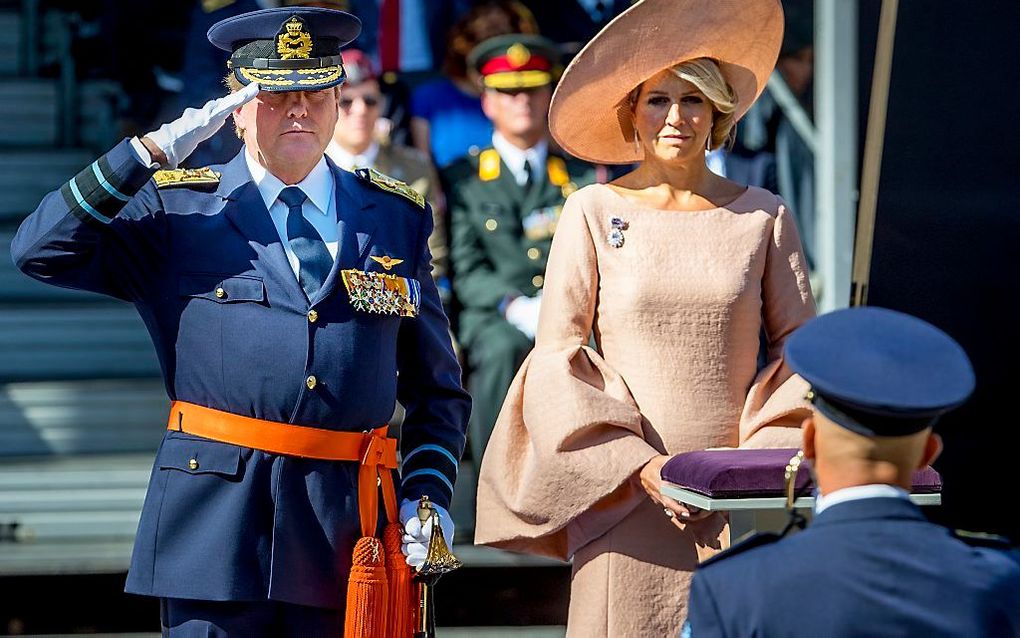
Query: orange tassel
[
  {"left": 344, "top": 536, "right": 389, "bottom": 638},
  {"left": 383, "top": 522, "right": 417, "bottom": 637}
]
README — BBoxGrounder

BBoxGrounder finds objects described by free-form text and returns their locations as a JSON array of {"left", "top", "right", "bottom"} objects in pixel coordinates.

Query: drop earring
[{"left": 633, "top": 132, "right": 641, "bottom": 155}]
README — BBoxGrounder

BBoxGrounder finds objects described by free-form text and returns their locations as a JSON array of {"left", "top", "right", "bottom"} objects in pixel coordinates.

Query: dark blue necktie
[{"left": 279, "top": 186, "right": 332, "bottom": 300}]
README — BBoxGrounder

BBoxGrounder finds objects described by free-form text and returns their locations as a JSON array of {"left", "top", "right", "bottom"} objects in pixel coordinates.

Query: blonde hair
[
  {"left": 224, "top": 73, "right": 245, "bottom": 139},
  {"left": 629, "top": 57, "right": 738, "bottom": 151},
  {"left": 671, "top": 58, "right": 737, "bottom": 150}
]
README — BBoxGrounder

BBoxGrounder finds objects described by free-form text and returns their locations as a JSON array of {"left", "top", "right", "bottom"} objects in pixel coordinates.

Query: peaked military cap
[
  {"left": 207, "top": 7, "right": 361, "bottom": 92},
  {"left": 468, "top": 34, "right": 561, "bottom": 90},
  {"left": 786, "top": 307, "right": 975, "bottom": 436}
]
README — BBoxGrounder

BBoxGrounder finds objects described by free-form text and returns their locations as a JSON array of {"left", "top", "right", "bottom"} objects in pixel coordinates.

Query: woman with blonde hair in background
[{"left": 474, "top": 1, "right": 816, "bottom": 635}]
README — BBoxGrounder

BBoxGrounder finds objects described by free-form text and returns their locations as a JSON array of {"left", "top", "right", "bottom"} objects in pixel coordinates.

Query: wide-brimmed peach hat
[{"left": 549, "top": 0, "right": 784, "bottom": 164}]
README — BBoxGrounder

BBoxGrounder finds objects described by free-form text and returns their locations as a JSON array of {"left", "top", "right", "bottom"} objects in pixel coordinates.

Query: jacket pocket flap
[
  {"left": 178, "top": 273, "right": 265, "bottom": 303},
  {"left": 159, "top": 433, "right": 242, "bottom": 477}
]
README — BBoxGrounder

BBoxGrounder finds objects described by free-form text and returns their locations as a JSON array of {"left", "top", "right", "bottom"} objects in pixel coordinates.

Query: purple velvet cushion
[{"left": 661, "top": 449, "right": 942, "bottom": 498}]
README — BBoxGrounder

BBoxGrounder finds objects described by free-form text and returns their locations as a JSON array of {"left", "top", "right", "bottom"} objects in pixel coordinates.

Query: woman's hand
[{"left": 639, "top": 455, "right": 713, "bottom": 528}]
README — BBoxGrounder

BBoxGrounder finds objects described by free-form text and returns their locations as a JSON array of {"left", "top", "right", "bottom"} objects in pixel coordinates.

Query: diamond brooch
[{"left": 607, "top": 215, "right": 628, "bottom": 248}]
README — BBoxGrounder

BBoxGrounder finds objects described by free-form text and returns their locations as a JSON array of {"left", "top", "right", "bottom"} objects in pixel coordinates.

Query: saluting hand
[
  {"left": 142, "top": 82, "right": 261, "bottom": 169},
  {"left": 639, "top": 455, "right": 714, "bottom": 529}
]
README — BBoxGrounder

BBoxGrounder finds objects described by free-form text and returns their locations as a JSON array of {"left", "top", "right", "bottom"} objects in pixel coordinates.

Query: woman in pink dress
[{"left": 474, "top": 1, "right": 816, "bottom": 635}]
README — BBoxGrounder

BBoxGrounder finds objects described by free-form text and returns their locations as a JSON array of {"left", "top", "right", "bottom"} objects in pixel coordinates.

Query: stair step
[
  {"left": 1, "top": 510, "right": 142, "bottom": 542},
  {"left": 0, "top": 79, "right": 59, "bottom": 146},
  {"left": 0, "top": 306, "right": 161, "bottom": 382},
  {"left": 0, "top": 12, "right": 21, "bottom": 75},
  {"left": 0, "top": 380, "right": 168, "bottom": 455},
  {"left": 0, "top": 230, "right": 105, "bottom": 302},
  {"left": 0, "top": 148, "right": 94, "bottom": 221},
  {"left": 0, "top": 379, "right": 168, "bottom": 456},
  {"left": 79, "top": 81, "right": 123, "bottom": 152}
]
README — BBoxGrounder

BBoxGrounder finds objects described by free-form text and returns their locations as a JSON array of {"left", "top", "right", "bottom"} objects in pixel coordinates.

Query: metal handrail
[{"left": 766, "top": 71, "right": 817, "bottom": 154}]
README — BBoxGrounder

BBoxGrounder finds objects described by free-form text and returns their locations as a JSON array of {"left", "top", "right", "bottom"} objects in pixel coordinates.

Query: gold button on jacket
[
  {"left": 306, "top": 375, "right": 317, "bottom": 390},
  {"left": 215, "top": 287, "right": 227, "bottom": 299},
  {"left": 527, "top": 247, "right": 541, "bottom": 260},
  {"left": 188, "top": 458, "right": 199, "bottom": 470},
  {"left": 532, "top": 275, "right": 544, "bottom": 288},
  {"left": 307, "top": 309, "right": 318, "bottom": 323}
]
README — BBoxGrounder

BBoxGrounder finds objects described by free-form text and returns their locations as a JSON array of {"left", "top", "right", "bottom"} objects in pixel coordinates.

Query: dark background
[{"left": 860, "top": 0, "right": 1020, "bottom": 540}]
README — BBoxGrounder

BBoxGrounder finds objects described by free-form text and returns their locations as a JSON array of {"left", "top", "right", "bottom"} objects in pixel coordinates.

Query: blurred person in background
[
  {"left": 445, "top": 34, "right": 596, "bottom": 466},
  {"left": 325, "top": 49, "right": 450, "bottom": 303},
  {"left": 724, "top": 2, "right": 815, "bottom": 270},
  {"left": 518, "top": 0, "right": 631, "bottom": 55},
  {"left": 409, "top": 0, "right": 539, "bottom": 168}
]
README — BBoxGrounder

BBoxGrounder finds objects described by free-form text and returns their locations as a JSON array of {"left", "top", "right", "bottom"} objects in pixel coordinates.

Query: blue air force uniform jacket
[
  {"left": 685, "top": 498, "right": 1020, "bottom": 637},
  {"left": 10, "top": 139, "right": 470, "bottom": 609}
]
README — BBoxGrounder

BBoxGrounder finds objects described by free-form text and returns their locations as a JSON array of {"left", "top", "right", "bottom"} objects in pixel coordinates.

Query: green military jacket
[{"left": 444, "top": 145, "right": 597, "bottom": 344}]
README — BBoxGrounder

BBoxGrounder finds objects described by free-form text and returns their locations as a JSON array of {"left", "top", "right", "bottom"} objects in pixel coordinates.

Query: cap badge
[
  {"left": 507, "top": 43, "right": 531, "bottom": 69},
  {"left": 277, "top": 16, "right": 313, "bottom": 60}
]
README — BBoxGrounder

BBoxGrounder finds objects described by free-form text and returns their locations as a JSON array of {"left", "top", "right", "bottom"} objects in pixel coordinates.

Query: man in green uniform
[{"left": 444, "top": 34, "right": 597, "bottom": 463}]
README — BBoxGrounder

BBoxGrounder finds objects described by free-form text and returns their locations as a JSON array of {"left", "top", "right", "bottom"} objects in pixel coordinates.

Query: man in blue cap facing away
[
  {"left": 11, "top": 6, "right": 469, "bottom": 636},
  {"left": 683, "top": 307, "right": 1020, "bottom": 637}
]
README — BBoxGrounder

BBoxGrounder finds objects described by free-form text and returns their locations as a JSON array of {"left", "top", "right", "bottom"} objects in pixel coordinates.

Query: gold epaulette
[
  {"left": 153, "top": 167, "right": 221, "bottom": 189},
  {"left": 355, "top": 167, "right": 425, "bottom": 209},
  {"left": 546, "top": 156, "right": 569, "bottom": 186},
  {"left": 478, "top": 149, "right": 501, "bottom": 181}
]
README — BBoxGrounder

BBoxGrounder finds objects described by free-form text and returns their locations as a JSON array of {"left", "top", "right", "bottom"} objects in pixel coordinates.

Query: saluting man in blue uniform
[
  {"left": 683, "top": 307, "right": 1020, "bottom": 637},
  {"left": 11, "top": 7, "right": 469, "bottom": 636}
]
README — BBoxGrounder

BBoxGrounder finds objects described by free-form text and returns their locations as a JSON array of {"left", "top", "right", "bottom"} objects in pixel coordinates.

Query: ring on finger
[{"left": 663, "top": 508, "right": 675, "bottom": 519}]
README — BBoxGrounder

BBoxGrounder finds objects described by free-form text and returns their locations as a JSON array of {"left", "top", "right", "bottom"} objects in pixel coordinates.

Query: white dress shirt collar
[
  {"left": 814, "top": 484, "right": 910, "bottom": 515},
  {"left": 492, "top": 132, "right": 548, "bottom": 187},
  {"left": 325, "top": 141, "right": 380, "bottom": 172},
  {"left": 244, "top": 149, "right": 334, "bottom": 217}
]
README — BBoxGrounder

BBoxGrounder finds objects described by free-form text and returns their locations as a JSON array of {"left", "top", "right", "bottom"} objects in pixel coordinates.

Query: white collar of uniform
[
  {"left": 325, "top": 140, "right": 380, "bottom": 172},
  {"left": 492, "top": 132, "right": 548, "bottom": 185},
  {"left": 814, "top": 484, "right": 910, "bottom": 515},
  {"left": 244, "top": 148, "right": 334, "bottom": 217}
]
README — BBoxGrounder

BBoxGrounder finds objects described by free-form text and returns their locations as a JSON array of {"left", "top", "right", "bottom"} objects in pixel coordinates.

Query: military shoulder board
[
  {"left": 355, "top": 167, "right": 425, "bottom": 209},
  {"left": 153, "top": 167, "right": 221, "bottom": 189}
]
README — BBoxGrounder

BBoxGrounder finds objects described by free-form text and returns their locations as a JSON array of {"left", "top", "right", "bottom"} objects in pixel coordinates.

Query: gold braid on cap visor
[{"left": 238, "top": 65, "right": 345, "bottom": 87}]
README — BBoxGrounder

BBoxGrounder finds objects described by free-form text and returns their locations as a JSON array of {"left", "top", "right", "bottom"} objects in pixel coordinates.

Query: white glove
[
  {"left": 145, "top": 82, "right": 261, "bottom": 168},
  {"left": 399, "top": 498, "right": 455, "bottom": 570},
  {"left": 504, "top": 293, "right": 542, "bottom": 340}
]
